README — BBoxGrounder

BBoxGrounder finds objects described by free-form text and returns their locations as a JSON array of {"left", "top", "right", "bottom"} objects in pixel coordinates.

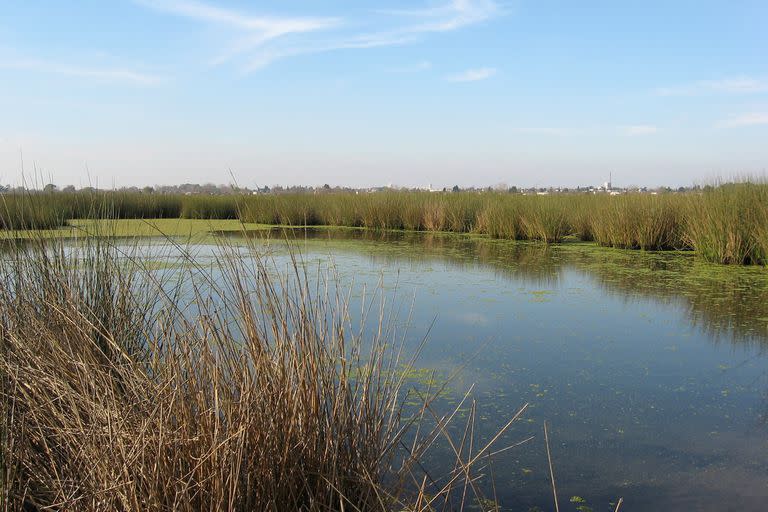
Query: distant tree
[
  {"left": 452, "top": 185, "right": 460, "bottom": 193},
  {"left": 323, "top": 184, "right": 331, "bottom": 190},
  {"left": 143, "top": 186, "right": 154, "bottom": 194},
  {"left": 62, "top": 185, "right": 76, "bottom": 193},
  {"left": 43, "top": 183, "right": 58, "bottom": 193},
  {"left": 509, "top": 186, "right": 518, "bottom": 193}
]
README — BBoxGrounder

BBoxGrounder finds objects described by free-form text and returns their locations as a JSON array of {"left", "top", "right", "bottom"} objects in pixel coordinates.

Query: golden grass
[{"left": 0, "top": 234, "right": 529, "bottom": 511}]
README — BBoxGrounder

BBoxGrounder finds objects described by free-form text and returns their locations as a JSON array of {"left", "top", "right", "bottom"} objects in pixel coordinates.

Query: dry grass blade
[{"left": 544, "top": 421, "right": 559, "bottom": 512}]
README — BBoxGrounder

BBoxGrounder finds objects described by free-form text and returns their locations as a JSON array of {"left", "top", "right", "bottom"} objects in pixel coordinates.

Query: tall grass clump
[
  {"left": 0, "top": 193, "right": 69, "bottom": 230},
  {"left": 0, "top": 234, "right": 527, "bottom": 511},
  {"left": 590, "top": 194, "right": 682, "bottom": 250},
  {"left": 684, "top": 183, "right": 768, "bottom": 264},
  {"left": 476, "top": 195, "right": 523, "bottom": 239},
  {"left": 73, "top": 191, "right": 184, "bottom": 220},
  {"left": 755, "top": 195, "right": 768, "bottom": 266},
  {"left": 518, "top": 196, "right": 572, "bottom": 243},
  {"left": 180, "top": 195, "right": 240, "bottom": 219}
]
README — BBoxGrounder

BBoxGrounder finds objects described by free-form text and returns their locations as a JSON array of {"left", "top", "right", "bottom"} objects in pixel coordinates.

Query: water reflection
[{"left": 233, "top": 228, "right": 768, "bottom": 348}]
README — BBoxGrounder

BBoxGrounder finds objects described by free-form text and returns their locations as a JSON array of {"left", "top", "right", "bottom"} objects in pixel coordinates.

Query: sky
[{"left": 0, "top": 0, "right": 767, "bottom": 189}]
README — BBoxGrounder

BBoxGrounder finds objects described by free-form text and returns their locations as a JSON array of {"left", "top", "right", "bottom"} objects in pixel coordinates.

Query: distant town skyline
[{"left": 1, "top": 1, "right": 767, "bottom": 188}]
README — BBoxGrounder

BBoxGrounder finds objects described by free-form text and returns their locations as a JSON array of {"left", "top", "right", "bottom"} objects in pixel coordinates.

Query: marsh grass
[
  {"left": 0, "top": 193, "right": 66, "bottom": 230},
  {"left": 589, "top": 194, "right": 683, "bottom": 251},
  {"left": 684, "top": 183, "right": 768, "bottom": 265},
  {"left": 0, "top": 231, "right": 530, "bottom": 511},
  {"left": 1, "top": 184, "right": 767, "bottom": 264}
]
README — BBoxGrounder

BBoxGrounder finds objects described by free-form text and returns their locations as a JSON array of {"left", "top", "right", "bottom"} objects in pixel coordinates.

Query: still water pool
[{"left": 151, "top": 228, "right": 768, "bottom": 510}]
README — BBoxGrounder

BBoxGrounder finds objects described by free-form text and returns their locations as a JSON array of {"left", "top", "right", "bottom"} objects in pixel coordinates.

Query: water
[{"left": 122, "top": 229, "right": 768, "bottom": 510}]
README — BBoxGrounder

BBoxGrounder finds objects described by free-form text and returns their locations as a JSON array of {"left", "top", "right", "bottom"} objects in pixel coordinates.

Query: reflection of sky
[{"left": 103, "top": 236, "right": 768, "bottom": 511}]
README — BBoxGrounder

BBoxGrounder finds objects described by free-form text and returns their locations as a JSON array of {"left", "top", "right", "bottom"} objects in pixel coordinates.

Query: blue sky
[{"left": 1, "top": 0, "right": 767, "bottom": 189}]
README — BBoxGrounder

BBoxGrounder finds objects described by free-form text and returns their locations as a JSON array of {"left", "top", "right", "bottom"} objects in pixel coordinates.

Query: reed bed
[
  {"left": 1, "top": 184, "right": 767, "bottom": 264},
  {"left": 589, "top": 194, "right": 684, "bottom": 250},
  {"left": 0, "top": 234, "right": 528, "bottom": 511},
  {"left": 683, "top": 183, "right": 768, "bottom": 265}
]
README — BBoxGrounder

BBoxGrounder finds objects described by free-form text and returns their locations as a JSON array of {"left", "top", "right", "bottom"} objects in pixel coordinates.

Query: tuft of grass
[
  {"left": 683, "top": 183, "right": 767, "bottom": 264},
  {"left": 519, "top": 197, "right": 571, "bottom": 243},
  {"left": 590, "top": 194, "right": 682, "bottom": 250},
  {"left": 0, "top": 232, "right": 529, "bottom": 511}
]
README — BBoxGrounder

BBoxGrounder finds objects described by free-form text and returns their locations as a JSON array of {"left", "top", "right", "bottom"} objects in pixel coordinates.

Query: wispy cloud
[
  {"left": 718, "top": 112, "right": 768, "bottom": 127},
  {"left": 655, "top": 76, "right": 768, "bottom": 96},
  {"left": 0, "top": 57, "right": 162, "bottom": 85},
  {"left": 136, "top": 0, "right": 500, "bottom": 72},
  {"left": 446, "top": 67, "right": 496, "bottom": 82},
  {"left": 621, "top": 125, "right": 658, "bottom": 136},
  {"left": 136, "top": 0, "right": 338, "bottom": 36},
  {"left": 136, "top": 0, "right": 339, "bottom": 66},
  {"left": 380, "top": 0, "right": 499, "bottom": 33},
  {"left": 242, "top": 34, "right": 417, "bottom": 72}
]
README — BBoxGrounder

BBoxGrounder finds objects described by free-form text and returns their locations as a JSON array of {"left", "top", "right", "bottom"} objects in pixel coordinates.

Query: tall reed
[
  {"left": 0, "top": 234, "right": 527, "bottom": 511},
  {"left": 589, "top": 194, "right": 682, "bottom": 250},
  {"left": 683, "top": 183, "right": 767, "bottom": 264}
]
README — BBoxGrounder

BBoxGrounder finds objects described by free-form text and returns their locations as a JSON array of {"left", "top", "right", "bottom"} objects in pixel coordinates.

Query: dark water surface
[{"left": 147, "top": 229, "right": 768, "bottom": 510}]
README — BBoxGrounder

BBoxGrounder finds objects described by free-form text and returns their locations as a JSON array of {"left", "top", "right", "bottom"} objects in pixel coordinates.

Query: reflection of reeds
[
  {"left": 265, "top": 229, "right": 768, "bottom": 347},
  {"left": 0, "top": 234, "right": 528, "bottom": 511}
]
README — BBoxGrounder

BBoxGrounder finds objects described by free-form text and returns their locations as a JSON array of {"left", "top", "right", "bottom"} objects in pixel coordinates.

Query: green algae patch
[{"left": 0, "top": 219, "right": 273, "bottom": 241}]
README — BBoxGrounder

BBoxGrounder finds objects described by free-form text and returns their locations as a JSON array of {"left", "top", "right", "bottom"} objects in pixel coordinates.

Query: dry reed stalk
[{"left": 0, "top": 233, "right": 530, "bottom": 511}]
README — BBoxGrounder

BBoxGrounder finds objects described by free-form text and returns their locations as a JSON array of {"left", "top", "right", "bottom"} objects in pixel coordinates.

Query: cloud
[
  {"left": 655, "top": 76, "right": 768, "bottom": 96},
  {"left": 242, "top": 33, "right": 417, "bottom": 72},
  {"left": 446, "top": 67, "right": 497, "bottom": 82},
  {"left": 622, "top": 125, "right": 658, "bottom": 136},
  {"left": 136, "top": 0, "right": 339, "bottom": 66},
  {"left": 135, "top": 0, "right": 338, "bottom": 35},
  {"left": 0, "top": 57, "right": 162, "bottom": 85},
  {"left": 381, "top": 0, "right": 499, "bottom": 33},
  {"left": 136, "top": 0, "right": 500, "bottom": 72},
  {"left": 718, "top": 112, "right": 768, "bottom": 127}
]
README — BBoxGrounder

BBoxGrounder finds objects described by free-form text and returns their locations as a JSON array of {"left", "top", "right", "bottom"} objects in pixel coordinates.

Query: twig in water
[{"left": 543, "top": 420, "right": 559, "bottom": 512}]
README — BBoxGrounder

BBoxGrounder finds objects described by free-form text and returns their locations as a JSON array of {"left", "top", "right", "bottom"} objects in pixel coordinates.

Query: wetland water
[{"left": 143, "top": 229, "right": 768, "bottom": 510}]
